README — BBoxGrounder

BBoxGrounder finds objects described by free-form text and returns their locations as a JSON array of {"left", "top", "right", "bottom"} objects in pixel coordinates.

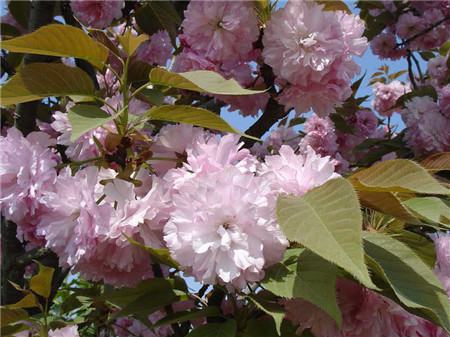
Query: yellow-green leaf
[
  {"left": 29, "top": 262, "right": 55, "bottom": 298},
  {"left": 146, "top": 105, "right": 238, "bottom": 133},
  {"left": 364, "top": 232, "right": 450, "bottom": 333},
  {"left": 316, "top": 0, "right": 351, "bottom": 13},
  {"left": 0, "top": 307, "right": 28, "bottom": 327},
  {"left": 247, "top": 294, "right": 284, "bottom": 335},
  {"left": 402, "top": 197, "right": 450, "bottom": 227},
  {"left": 391, "top": 230, "right": 436, "bottom": 269},
  {"left": 421, "top": 152, "right": 450, "bottom": 172},
  {"left": 350, "top": 159, "right": 449, "bottom": 195},
  {"left": 1, "top": 24, "right": 109, "bottom": 69},
  {"left": 118, "top": 29, "right": 148, "bottom": 56},
  {"left": 68, "top": 104, "right": 113, "bottom": 142},
  {"left": 276, "top": 178, "right": 376, "bottom": 289},
  {"left": 150, "top": 68, "right": 267, "bottom": 95},
  {"left": 262, "top": 249, "right": 341, "bottom": 326},
  {"left": 358, "top": 190, "right": 420, "bottom": 224},
  {"left": 7, "top": 293, "right": 39, "bottom": 309},
  {"left": 125, "top": 234, "right": 179, "bottom": 269},
  {"left": 1, "top": 63, "right": 95, "bottom": 106}
]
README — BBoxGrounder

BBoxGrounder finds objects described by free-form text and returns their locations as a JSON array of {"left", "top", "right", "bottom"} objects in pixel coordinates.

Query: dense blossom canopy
[{"left": 1, "top": 0, "right": 450, "bottom": 337}]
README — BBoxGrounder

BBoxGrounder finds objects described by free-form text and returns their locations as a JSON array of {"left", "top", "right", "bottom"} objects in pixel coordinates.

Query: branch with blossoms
[{"left": 1, "top": 1, "right": 450, "bottom": 337}]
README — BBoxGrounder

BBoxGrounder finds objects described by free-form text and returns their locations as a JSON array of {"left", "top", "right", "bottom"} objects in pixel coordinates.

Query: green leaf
[
  {"left": 263, "top": 249, "right": 341, "bottom": 326},
  {"left": 391, "top": 231, "right": 436, "bottom": 269},
  {"left": 29, "top": 262, "right": 54, "bottom": 298},
  {"left": 254, "top": 0, "right": 272, "bottom": 24},
  {"left": 152, "top": 307, "right": 221, "bottom": 328},
  {"left": 330, "top": 114, "right": 355, "bottom": 134},
  {"left": 135, "top": 2, "right": 181, "bottom": 46},
  {"left": 357, "top": 190, "right": 419, "bottom": 224},
  {"left": 351, "top": 72, "right": 366, "bottom": 93},
  {"left": 187, "top": 320, "right": 237, "bottom": 337},
  {"left": 1, "top": 323, "right": 30, "bottom": 337},
  {"left": 145, "top": 105, "right": 244, "bottom": 136},
  {"left": 277, "top": 178, "right": 375, "bottom": 289},
  {"left": 0, "top": 307, "right": 28, "bottom": 327},
  {"left": 1, "top": 24, "right": 109, "bottom": 69},
  {"left": 243, "top": 318, "right": 279, "bottom": 337},
  {"left": 125, "top": 234, "right": 179, "bottom": 269},
  {"left": 402, "top": 197, "right": 450, "bottom": 227},
  {"left": 102, "top": 278, "right": 187, "bottom": 320},
  {"left": 316, "top": 0, "right": 351, "bottom": 13},
  {"left": 419, "top": 51, "right": 435, "bottom": 61},
  {"left": 150, "top": 68, "right": 267, "bottom": 95},
  {"left": 350, "top": 159, "right": 449, "bottom": 195},
  {"left": 1, "top": 63, "right": 96, "bottom": 106},
  {"left": 396, "top": 85, "right": 438, "bottom": 106},
  {"left": 7, "top": 293, "right": 39, "bottom": 309},
  {"left": 68, "top": 104, "right": 113, "bottom": 142},
  {"left": 440, "top": 41, "right": 450, "bottom": 56},
  {"left": 363, "top": 232, "right": 450, "bottom": 333},
  {"left": 118, "top": 29, "right": 148, "bottom": 56},
  {"left": 388, "top": 70, "right": 408, "bottom": 81},
  {"left": 140, "top": 88, "right": 165, "bottom": 106},
  {"left": 248, "top": 294, "right": 284, "bottom": 335}
]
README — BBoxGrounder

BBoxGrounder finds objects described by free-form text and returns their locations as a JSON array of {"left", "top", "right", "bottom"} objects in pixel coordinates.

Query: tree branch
[
  {"left": 396, "top": 15, "right": 450, "bottom": 48},
  {"left": 241, "top": 63, "right": 289, "bottom": 148},
  {"left": 14, "top": 1, "right": 56, "bottom": 136}
]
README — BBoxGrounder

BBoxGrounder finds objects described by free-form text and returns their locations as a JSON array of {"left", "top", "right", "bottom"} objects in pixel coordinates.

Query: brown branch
[{"left": 241, "top": 63, "right": 290, "bottom": 148}]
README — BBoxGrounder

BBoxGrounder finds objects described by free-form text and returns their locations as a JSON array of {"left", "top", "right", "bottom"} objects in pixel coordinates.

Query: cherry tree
[{"left": 1, "top": 1, "right": 450, "bottom": 337}]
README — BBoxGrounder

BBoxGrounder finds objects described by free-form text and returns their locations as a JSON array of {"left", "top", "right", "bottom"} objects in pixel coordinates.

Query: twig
[
  {"left": 396, "top": 15, "right": 450, "bottom": 48},
  {"left": 406, "top": 49, "right": 417, "bottom": 89}
]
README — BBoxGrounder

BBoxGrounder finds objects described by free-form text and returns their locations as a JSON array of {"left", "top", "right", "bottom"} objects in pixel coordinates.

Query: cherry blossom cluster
[
  {"left": 283, "top": 278, "right": 450, "bottom": 337},
  {"left": 0, "top": 124, "right": 339, "bottom": 289},
  {"left": 263, "top": 1, "right": 367, "bottom": 116},
  {"left": 370, "top": 1, "right": 450, "bottom": 60}
]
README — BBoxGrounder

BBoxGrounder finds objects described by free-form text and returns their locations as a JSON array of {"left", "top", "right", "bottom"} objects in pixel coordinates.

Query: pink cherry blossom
[
  {"left": 439, "top": 85, "right": 450, "bottom": 118},
  {"left": 299, "top": 114, "right": 338, "bottom": 157},
  {"left": 48, "top": 325, "right": 79, "bottom": 337},
  {"left": 263, "top": 1, "right": 366, "bottom": 115},
  {"left": 172, "top": 48, "right": 219, "bottom": 73},
  {"left": 185, "top": 133, "right": 258, "bottom": 175},
  {"left": 396, "top": 13, "right": 426, "bottom": 40},
  {"left": 216, "top": 93, "right": 270, "bottom": 117},
  {"left": 370, "top": 32, "right": 406, "bottom": 60},
  {"left": 428, "top": 57, "right": 449, "bottom": 83},
  {"left": 136, "top": 30, "right": 173, "bottom": 66},
  {"left": 149, "top": 124, "right": 206, "bottom": 175},
  {"left": 351, "top": 109, "right": 379, "bottom": 137},
  {"left": 372, "top": 81, "right": 411, "bottom": 116},
  {"left": 278, "top": 78, "right": 353, "bottom": 117},
  {"left": 0, "top": 128, "right": 58, "bottom": 245},
  {"left": 70, "top": 0, "right": 124, "bottom": 29},
  {"left": 164, "top": 166, "right": 287, "bottom": 289},
  {"left": 401, "top": 96, "right": 450, "bottom": 156},
  {"left": 284, "top": 278, "right": 450, "bottom": 337},
  {"left": 251, "top": 126, "right": 299, "bottom": 158},
  {"left": 38, "top": 167, "right": 155, "bottom": 286},
  {"left": 261, "top": 145, "right": 339, "bottom": 196},
  {"left": 433, "top": 233, "right": 450, "bottom": 299},
  {"left": 180, "top": 1, "right": 259, "bottom": 63}
]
